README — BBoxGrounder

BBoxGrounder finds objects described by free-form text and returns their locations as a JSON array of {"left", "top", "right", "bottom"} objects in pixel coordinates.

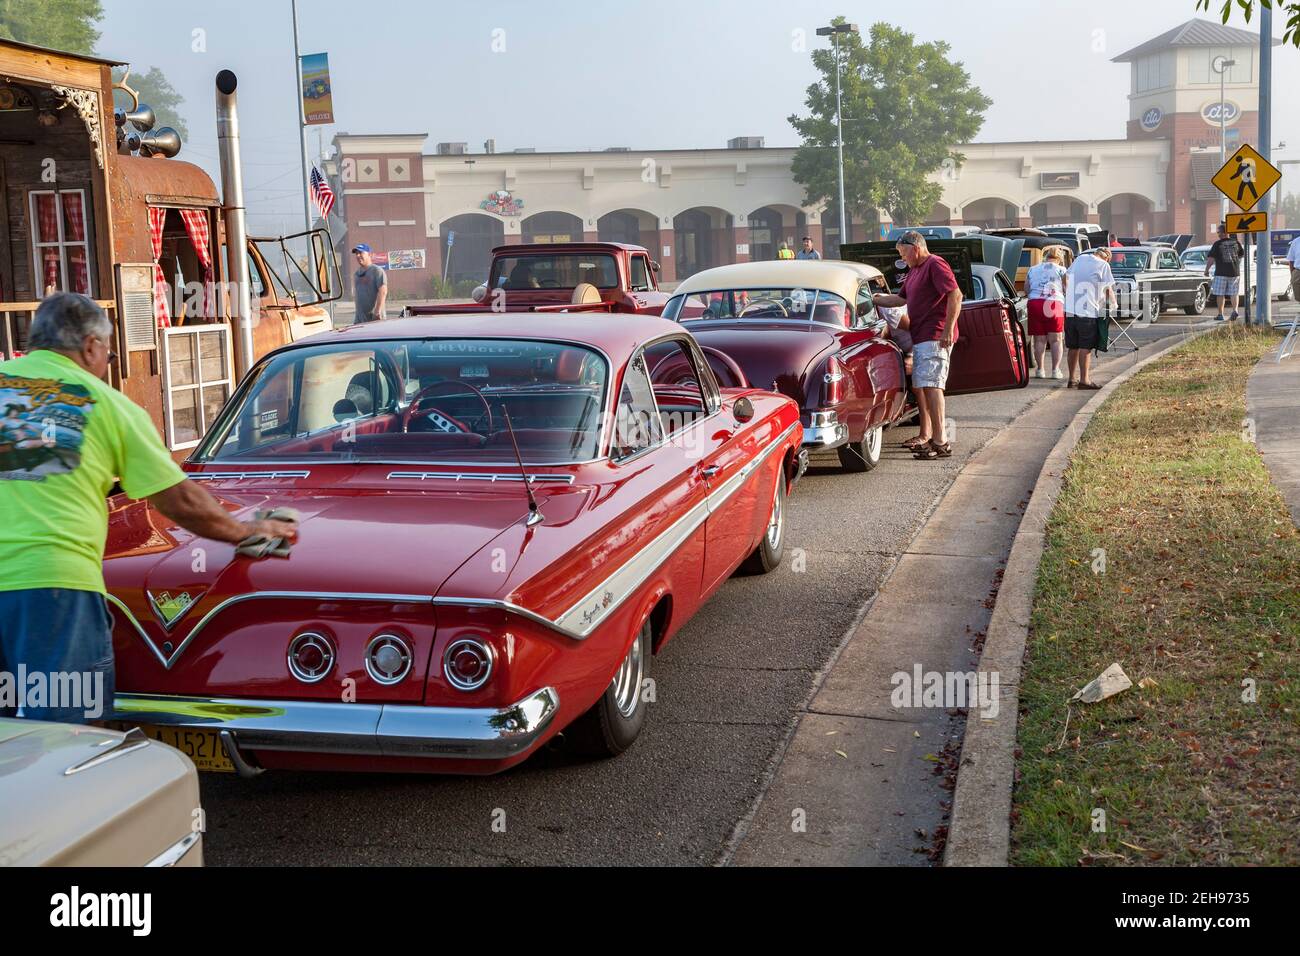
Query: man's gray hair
[
  {"left": 28, "top": 293, "right": 113, "bottom": 352},
  {"left": 896, "top": 230, "right": 928, "bottom": 249}
]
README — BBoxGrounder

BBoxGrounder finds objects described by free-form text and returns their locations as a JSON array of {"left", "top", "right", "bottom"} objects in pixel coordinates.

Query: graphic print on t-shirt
[{"left": 0, "top": 375, "right": 95, "bottom": 480}]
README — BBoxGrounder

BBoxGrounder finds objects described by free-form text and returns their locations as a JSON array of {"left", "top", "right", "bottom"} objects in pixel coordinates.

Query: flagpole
[{"left": 292, "top": 0, "right": 313, "bottom": 233}]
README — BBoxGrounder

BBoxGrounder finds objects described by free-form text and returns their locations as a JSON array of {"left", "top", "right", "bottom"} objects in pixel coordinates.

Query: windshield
[
  {"left": 1110, "top": 251, "right": 1150, "bottom": 272},
  {"left": 1182, "top": 249, "right": 1207, "bottom": 267},
  {"left": 663, "top": 288, "right": 851, "bottom": 326},
  {"left": 193, "top": 338, "right": 609, "bottom": 465},
  {"left": 489, "top": 254, "right": 618, "bottom": 291}
]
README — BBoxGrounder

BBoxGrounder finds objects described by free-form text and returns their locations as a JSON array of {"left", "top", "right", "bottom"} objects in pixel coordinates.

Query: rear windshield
[
  {"left": 663, "top": 288, "right": 851, "bottom": 326},
  {"left": 489, "top": 254, "right": 618, "bottom": 291}
]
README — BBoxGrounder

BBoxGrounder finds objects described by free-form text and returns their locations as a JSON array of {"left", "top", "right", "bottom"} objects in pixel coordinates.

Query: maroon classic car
[
  {"left": 405, "top": 242, "right": 670, "bottom": 317},
  {"left": 106, "top": 314, "right": 804, "bottom": 775},
  {"left": 663, "top": 256, "right": 1029, "bottom": 472}
]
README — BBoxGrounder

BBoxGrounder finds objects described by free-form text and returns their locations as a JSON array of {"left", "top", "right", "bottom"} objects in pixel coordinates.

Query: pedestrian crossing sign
[{"left": 1212, "top": 144, "right": 1282, "bottom": 212}]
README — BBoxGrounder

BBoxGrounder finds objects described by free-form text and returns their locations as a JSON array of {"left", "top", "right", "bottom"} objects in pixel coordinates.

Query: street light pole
[
  {"left": 1255, "top": 3, "right": 1273, "bottom": 327},
  {"left": 291, "top": 0, "right": 313, "bottom": 233},
  {"left": 817, "top": 23, "right": 858, "bottom": 255},
  {"left": 1213, "top": 56, "right": 1235, "bottom": 223},
  {"left": 834, "top": 30, "right": 846, "bottom": 251}
]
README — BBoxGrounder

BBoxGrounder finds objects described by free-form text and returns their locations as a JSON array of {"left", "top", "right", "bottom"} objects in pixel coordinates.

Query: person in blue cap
[{"left": 351, "top": 243, "right": 387, "bottom": 323}]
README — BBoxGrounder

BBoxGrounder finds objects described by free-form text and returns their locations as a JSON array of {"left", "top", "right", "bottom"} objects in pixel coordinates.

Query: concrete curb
[{"left": 942, "top": 327, "right": 1215, "bottom": 867}]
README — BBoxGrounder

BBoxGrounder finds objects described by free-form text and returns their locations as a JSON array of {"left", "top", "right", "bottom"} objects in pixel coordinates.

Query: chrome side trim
[
  {"left": 430, "top": 597, "right": 578, "bottom": 639},
  {"left": 113, "top": 687, "right": 560, "bottom": 761},
  {"left": 555, "top": 420, "right": 798, "bottom": 638},
  {"left": 63, "top": 727, "right": 151, "bottom": 776},
  {"left": 188, "top": 470, "right": 311, "bottom": 481},
  {"left": 146, "top": 831, "right": 202, "bottom": 867},
  {"left": 386, "top": 471, "right": 575, "bottom": 484},
  {"left": 106, "top": 592, "right": 434, "bottom": 670}
]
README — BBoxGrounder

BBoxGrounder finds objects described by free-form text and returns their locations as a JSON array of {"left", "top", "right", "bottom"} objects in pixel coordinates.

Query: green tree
[
  {"left": 112, "top": 66, "right": 189, "bottom": 140},
  {"left": 788, "top": 20, "right": 991, "bottom": 234},
  {"left": 1278, "top": 190, "right": 1300, "bottom": 224},
  {"left": 0, "top": 0, "right": 102, "bottom": 54},
  {"left": 1198, "top": 0, "right": 1300, "bottom": 47}
]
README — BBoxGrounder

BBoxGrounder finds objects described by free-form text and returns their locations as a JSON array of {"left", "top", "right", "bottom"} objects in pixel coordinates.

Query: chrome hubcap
[
  {"left": 866, "top": 426, "right": 882, "bottom": 461},
  {"left": 612, "top": 634, "right": 644, "bottom": 718},
  {"left": 1195, "top": 287, "right": 1207, "bottom": 311},
  {"left": 766, "top": 481, "right": 783, "bottom": 550}
]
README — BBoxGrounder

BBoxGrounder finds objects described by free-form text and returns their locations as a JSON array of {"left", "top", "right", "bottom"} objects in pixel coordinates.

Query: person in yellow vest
[{"left": 777, "top": 240, "right": 795, "bottom": 260}]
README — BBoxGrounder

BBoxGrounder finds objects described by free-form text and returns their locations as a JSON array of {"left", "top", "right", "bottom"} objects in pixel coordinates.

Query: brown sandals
[{"left": 912, "top": 440, "right": 952, "bottom": 460}]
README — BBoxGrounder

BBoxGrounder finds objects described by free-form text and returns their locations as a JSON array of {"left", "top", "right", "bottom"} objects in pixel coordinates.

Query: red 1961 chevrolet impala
[{"left": 106, "top": 314, "right": 804, "bottom": 775}]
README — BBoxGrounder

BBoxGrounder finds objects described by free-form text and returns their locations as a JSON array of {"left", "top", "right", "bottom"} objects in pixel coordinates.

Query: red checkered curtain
[
  {"left": 148, "top": 206, "right": 171, "bottom": 327},
  {"left": 61, "top": 193, "right": 90, "bottom": 295},
  {"left": 35, "top": 193, "right": 60, "bottom": 293},
  {"left": 177, "top": 208, "right": 214, "bottom": 320}
]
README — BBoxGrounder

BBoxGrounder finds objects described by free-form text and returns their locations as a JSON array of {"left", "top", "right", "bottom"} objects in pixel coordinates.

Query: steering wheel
[
  {"left": 403, "top": 380, "right": 495, "bottom": 435},
  {"left": 739, "top": 298, "right": 789, "bottom": 318},
  {"left": 649, "top": 352, "right": 700, "bottom": 388}
]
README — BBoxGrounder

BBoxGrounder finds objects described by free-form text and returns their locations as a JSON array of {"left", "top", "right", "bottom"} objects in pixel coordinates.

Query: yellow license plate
[{"left": 137, "top": 725, "right": 236, "bottom": 773}]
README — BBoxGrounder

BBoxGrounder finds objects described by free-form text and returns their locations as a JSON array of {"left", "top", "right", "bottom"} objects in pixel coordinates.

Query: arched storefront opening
[
  {"left": 597, "top": 208, "right": 656, "bottom": 247},
  {"left": 673, "top": 207, "right": 732, "bottom": 280},
  {"left": 438, "top": 213, "right": 504, "bottom": 285},
  {"left": 924, "top": 202, "right": 952, "bottom": 226},
  {"left": 1098, "top": 194, "right": 1157, "bottom": 242},
  {"left": 522, "top": 211, "right": 583, "bottom": 245},
  {"left": 747, "top": 205, "right": 804, "bottom": 261},
  {"left": 960, "top": 198, "right": 1021, "bottom": 229},
  {"left": 1029, "top": 196, "right": 1088, "bottom": 227}
]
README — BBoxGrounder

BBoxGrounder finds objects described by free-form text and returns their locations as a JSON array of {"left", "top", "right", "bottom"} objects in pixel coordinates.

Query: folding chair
[{"left": 1106, "top": 306, "right": 1141, "bottom": 354}]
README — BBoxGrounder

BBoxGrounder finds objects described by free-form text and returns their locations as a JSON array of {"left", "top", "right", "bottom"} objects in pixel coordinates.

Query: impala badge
[{"left": 148, "top": 590, "right": 201, "bottom": 629}]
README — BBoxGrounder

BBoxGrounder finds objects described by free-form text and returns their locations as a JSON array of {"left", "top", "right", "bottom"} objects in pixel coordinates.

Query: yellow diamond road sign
[{"left": 1212, "top": 144, "right": 1282, "bottom": 212}]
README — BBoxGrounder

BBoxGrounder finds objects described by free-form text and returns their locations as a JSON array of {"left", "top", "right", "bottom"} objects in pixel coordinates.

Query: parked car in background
[
  {"left": 985, "top": 229, "right": 1075, "bottom": 292},
  {"left": 105, "top": 315, "right": 805, "bottom": 774},
  {"left": 885, "top": 225, "right": 983, "bottom": 241},
  {"left": 1109, "top": 245, "right": 1210, "bottom": 320},
  {"left": 664, "top": 253, "right": 1029, "bottom": 474},
  {"left": 1181, "top": 244, "right": 1293, "bottom": 301},
  {"left": 1040, "top": 225, "right": 1108, "bottom": 252},
  {"left": 0, "top": 719, "right": 202, "bottom": 866},
  {"left": 1149, "top": 233, "right": 1195, "bottom": 254},
  {"left": 405, "top": 243, "right": 670, "bottom": 317}
]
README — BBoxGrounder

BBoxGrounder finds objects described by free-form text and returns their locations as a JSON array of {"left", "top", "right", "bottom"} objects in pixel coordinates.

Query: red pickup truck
[{"left": 404, "top": 242, "right": 670, "bottom": 317}]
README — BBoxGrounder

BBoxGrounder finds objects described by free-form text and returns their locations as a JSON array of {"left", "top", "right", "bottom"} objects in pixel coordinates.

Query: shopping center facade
[{"left": 323, "top": 18, "right": 1276, "bottom": 295}]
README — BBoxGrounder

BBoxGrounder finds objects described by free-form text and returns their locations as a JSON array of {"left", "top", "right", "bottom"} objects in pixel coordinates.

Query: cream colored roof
[{"left": 671, "top": 259, "right": 883, "bottom": 302}]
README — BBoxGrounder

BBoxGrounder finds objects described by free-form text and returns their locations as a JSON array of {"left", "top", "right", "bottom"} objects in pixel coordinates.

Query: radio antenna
[{"left": 502, "top": 407, "right": 543, "bottom": 526}]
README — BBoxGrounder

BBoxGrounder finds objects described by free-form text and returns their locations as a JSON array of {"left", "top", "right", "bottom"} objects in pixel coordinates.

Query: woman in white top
[{"left": 1024, "top": 246, "right": 1069, "bottom": 381}]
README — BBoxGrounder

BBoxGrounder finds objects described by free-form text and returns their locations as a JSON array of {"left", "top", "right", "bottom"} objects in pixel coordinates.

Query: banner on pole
[{"left": 299, "top": 52, "right": 334, "bottom": 125}]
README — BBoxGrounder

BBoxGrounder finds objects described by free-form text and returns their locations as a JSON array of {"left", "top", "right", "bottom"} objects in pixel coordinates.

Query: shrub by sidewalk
[{"left": 1012, "top": 327, "right": 1299, "bottom": 866}]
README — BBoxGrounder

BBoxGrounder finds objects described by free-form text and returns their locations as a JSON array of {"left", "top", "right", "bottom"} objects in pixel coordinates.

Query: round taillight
[
  {"left": 443, "top": 638, "right": 494, "bottom": 692},
  {"left": 287, "top": 632, "right": 335, "bottom": 683},
  {"left": 366, "top": 633, "right": 412, "bottom": 685}
]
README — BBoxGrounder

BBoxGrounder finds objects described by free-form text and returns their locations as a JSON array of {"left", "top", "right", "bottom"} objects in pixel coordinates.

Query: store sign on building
[
  {"left": 386, "top": 249, "right": 426, "bottom": 270},
  {"left": 480, "top": 189, "right": 525, "bottom": 216},
  {"left": 1040, "top": 172, "right": 1080, "bottom": 190},
  {"left": 1201, "top": 101, "right": 1240, "bottom": 126},
  {"left": 1140, "top": 106, "right": 1163, "bottom": 132}
]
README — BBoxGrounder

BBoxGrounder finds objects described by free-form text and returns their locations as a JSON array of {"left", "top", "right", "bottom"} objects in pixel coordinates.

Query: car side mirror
[
  {"left": 333, "top": 398, "right": 359, "bottom": 422},
  {"left": 651, "top": 261, "right": 661, "bottom": 273},
  {"left": 733, "top": 396, "right": 755, "bottom": 424},
  {"left": 472, "top": 285, "right": 487, "bottom": 303}
]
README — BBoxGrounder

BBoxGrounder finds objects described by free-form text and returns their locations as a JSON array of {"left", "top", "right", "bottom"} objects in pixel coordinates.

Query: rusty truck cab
[{"left": 1, "top": 39, "right": 338, "bottom": 460}]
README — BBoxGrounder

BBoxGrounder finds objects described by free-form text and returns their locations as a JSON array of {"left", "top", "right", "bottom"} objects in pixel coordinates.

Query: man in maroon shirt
[{"left": 872, "top": 231, "right": 962, "bottom": 459}]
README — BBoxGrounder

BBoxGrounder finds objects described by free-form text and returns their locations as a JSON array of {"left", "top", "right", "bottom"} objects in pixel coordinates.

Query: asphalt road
[{"left": 197, "top": 314, "right": 1273, "bottom": 865}]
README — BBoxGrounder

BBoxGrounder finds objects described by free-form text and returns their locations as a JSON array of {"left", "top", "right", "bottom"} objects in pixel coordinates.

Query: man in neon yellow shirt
[{"left": 0, "top": 293, "right": 297, "bottom": 723}]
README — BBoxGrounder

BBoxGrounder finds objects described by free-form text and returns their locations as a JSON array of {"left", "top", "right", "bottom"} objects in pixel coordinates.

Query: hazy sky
[{"left": 99, "top": 0, "right": 1299, "bottom": 233}]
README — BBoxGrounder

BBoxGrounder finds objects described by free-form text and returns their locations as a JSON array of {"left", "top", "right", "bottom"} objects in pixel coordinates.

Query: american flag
[{"left": 310, "top": 166, "right": 335, "bottom": 220}]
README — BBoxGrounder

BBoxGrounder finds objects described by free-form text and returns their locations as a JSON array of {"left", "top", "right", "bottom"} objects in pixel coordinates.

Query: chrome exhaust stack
[{"left": 216, "top": 69, "right": 255, "bottom": 376}]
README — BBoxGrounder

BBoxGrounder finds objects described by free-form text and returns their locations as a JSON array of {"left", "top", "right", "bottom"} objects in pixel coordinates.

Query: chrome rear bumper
[
  {"left": 112, "top": 687, "right": 560, "bottom": 763},
  {"left": 803, "top": 410, "right": 848, "bottom": 449}
]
